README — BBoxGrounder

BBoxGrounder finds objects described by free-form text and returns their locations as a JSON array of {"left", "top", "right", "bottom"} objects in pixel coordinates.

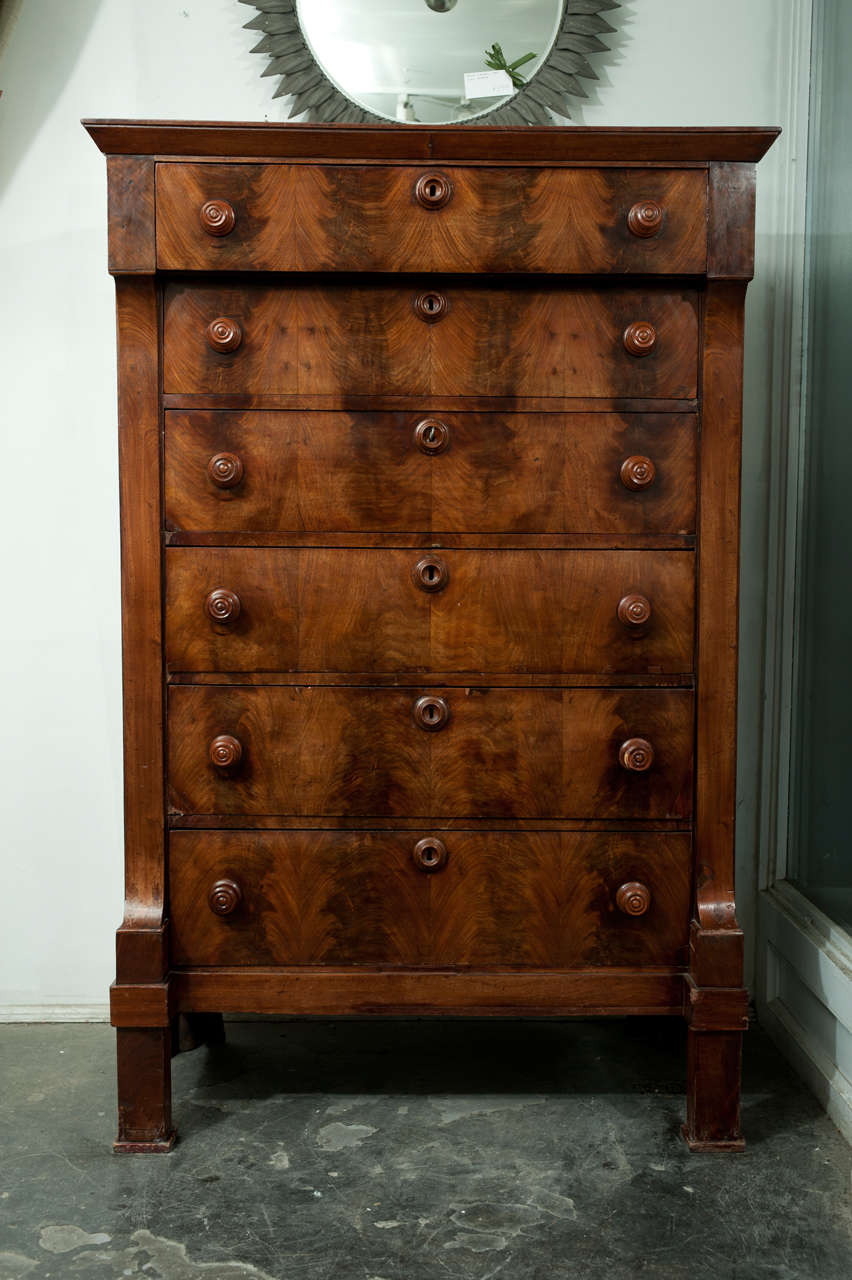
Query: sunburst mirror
[{"left": 241, "top": 0, "right": 620, "bottom": 125}]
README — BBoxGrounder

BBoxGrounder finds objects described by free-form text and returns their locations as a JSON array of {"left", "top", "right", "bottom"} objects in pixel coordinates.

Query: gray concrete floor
[{"left": 0, "top": 1018, "right": 850, "bottom": 1280}]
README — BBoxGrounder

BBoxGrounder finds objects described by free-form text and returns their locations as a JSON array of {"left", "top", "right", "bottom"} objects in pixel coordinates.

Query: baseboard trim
[
  {"left": 0, "top": 1004, "right": 110, "bottom": 1023},
  {"left": 758, "top": 999, "right": 852, "bottom": 1146}
]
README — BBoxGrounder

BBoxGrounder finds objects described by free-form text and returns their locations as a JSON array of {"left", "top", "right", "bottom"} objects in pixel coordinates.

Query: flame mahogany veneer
[{"left": 84, "top": 120, "right": 778, "bottom": 1154}]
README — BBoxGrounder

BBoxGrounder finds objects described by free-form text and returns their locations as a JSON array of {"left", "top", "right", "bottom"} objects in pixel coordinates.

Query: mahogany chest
[{"left": 84, "top": 120, "right": 777, "bottom": 1152}]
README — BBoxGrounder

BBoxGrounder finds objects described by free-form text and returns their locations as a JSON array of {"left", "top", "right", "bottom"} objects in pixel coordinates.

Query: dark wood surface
[
  {"left": 113, "top": 278, "right": 167, "bottom": 987},
  {"left": 167, "top": 685, "right": 694, "bottom": 820},
  {"left": 164, "top": 410, "right": 697, "bottom": 535},
  {"left": 172, "top": 966, "right": 685, "bottom": 1017},
  {"left": 88, "top": 121, "right": 777, "bottom": 1151},
  {"left": 157, "top": 163, "right": 708, "bottom": 275},
  {"left": 162, "top": 281, "right": 699, "bottom": 399},
  {"left": 169, "top": 830, "right": 691, "bottom": 968},
  {"left": 83, "top": 120, "right": 780, "bottom": 164},
  {"left": 164, "top": 547, "right": 695, "bottom": 674}
]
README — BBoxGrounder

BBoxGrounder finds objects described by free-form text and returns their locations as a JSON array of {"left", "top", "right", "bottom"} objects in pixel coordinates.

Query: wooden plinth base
[
  {"left": 113, "top": 1132, "right": 176, "bottom": 1154},
  {"left": 681, "top": 1124, "right": 745, "bottom": 1154}
]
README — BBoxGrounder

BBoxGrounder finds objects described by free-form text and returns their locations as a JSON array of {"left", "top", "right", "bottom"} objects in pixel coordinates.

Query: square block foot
[
  {"left": 113, "top": 1132, "right": 176, "bottom": 1154},
  {"left": 681, "top": 1123, "right": 745, "bottom": 1154}
]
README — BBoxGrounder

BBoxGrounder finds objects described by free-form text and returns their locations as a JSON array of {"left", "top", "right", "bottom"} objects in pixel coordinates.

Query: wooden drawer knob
[
  {"left": 414, "top": 291, "right": 449, "bottom": 324},
  {"left": 412, "top": 555, "right": 449, "bottom": 593},
  {"left": 619, "top": 737, "right": 654, "bottom": 772},
  {"left": 627, "top": 200, "right": 663, "bottom": 238},
  {"left": 414, "top": 172, "right": 453, "bottom": 210},
  {"left": 618, "top": 593, "right": 652, "bottom": 629},
  {"left": 620, "top": 455, "right": 656, "bottom": 491},
  {"left": 206, "top": 317, "right": 242, "bottom": 353},
  {"left": 205, "top": 588, "right": 241, "bottom": 624},
  {"left": 414, "top": 418, "right": 450, "bottom": 455},
  {"left": 199, "top": 199, "right": 236, "bottom": 237},
  {"left": 208, "top": 878, "right": 243, "bottom": 916},
  {"left": 616, "top": 881, "right": 652, "bottom": 916},
  {"left": 412, "top": 837, "right": 448, "bottom": 872},
  {"left": 209, "top": 734, "right": 243, "bottom": 769},
  {"left": 207, "top": 452, "right": 244, "bottom": 488},
  {"left": 413, "top": 695, "right": 450, "bottom": 732},
  {"left": 623, "top": 321, "right": 657, "bottom": 357}
]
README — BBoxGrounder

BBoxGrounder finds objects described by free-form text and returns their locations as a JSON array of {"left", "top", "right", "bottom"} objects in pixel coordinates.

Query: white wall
[{"left": 0, "top": 0, "right": 793, "bottom": 1015}]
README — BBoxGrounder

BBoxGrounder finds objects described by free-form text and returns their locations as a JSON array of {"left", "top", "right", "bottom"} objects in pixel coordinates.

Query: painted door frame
[{"left": 755, "top": 0, "right": 852, "bottom": 1144}]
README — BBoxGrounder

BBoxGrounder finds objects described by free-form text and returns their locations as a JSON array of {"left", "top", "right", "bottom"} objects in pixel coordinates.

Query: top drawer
[{"left": 156, "top": 163, "right": 708, "bottom": 276}]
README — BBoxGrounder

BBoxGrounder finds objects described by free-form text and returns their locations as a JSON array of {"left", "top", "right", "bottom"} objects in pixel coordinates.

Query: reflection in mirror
[{"left": 296, "top": 0, "right": 564, "bottom": 124}]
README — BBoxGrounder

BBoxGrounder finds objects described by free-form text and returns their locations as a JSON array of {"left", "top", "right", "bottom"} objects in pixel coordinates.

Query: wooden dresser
[{"left": 84, "top": 120, "right": 778, "bottom": 1153}]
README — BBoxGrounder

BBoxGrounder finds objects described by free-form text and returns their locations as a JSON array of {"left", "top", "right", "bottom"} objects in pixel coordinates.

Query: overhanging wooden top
[{"left": 83, "top": 120, "right": 780, "bottom": 165}]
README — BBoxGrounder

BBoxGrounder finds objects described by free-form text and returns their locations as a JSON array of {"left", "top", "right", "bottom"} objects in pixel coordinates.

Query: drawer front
[
  {"left": 163, "top": 282, "right": 699, "bottom": 399},
  {"left": 165, "top": 548, "right": 695, "bottom": 675},
  {"left": 167, "top": 686, "right": 693, "bottom": 820},
  {"left": 165, "top": 410, "right": 697, "bottom": 536},
  {"left": 156, "top": 163, "right": 707, "bottom": 275},
  {"left": 169, "top": 830, "right": 691, "bottom": 969}
]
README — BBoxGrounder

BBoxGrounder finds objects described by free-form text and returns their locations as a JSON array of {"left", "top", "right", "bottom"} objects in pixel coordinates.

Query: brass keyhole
[
  {"left": 421, "top": 843, "right": 440, "bottom": 864},
  {"left": 425, "top": 296, "right": 437, "bottom": 313},
  {"left": 427, "top": 181, "right": 438, "bottom": 199},
  {"left": 424, "top": 703, "right": 439, "bottom": 723},
  {"left": 424, "top": 564, "right": 437, "bottom": 583}
]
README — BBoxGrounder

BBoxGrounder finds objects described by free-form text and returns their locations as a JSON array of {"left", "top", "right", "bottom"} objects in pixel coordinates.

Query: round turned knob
[
  {"left": 199, "top": 199, "right": 237, "bottom": 237},
  {"left": 414, "top": 172, "right": 453, "bottom": 210},
  {"left": 627, "top": 200, "right": 663, "bottom": 238},
  {"left": 616, "top": 881, "right": 652, "bottom": 917},
  {"left": 413, "top": 695, "right": 450, "bottom": 732},
  {"left": 413, "top": 418, "right": 450, "bottom": 455},
  {"left": 620, "top": 455, "right": 657, "bottom": 491},
  {"left": 412, "top": 555, "right": 449, "bottom": 593},
  {"left": 412, "top": 837, "right": 449, "bottom": 873},
  {"left": 207, "top": 452, "right": 244, "bottom": 489},
  {"left": 209, "top": 734, "right": 243, "bottom": 769},
  {"left": 617, "top": 593, "right": 652, "bottom": 629},
  {"left": 414, "top": 291, "right": 449, "bottom": 324},
  {"left": 205, "top": 588, "right": 241, "bottom": 625},
  {"left": 619, "top": 737, "right": 655, "bottom": 773},
  {"left": 623, "top": 321, "right": 657, "bottom": 357},
  {"left": 206, "top": 316, "right": 242, "bottom": 353},
  {"left": 208, "top": 878, "right": 243, "bottom": 916}
]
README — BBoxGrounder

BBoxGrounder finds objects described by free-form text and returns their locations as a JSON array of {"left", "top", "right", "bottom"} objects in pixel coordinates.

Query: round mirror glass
[{"left": 296, "top": 0, "right": 565, "bottom": 124}]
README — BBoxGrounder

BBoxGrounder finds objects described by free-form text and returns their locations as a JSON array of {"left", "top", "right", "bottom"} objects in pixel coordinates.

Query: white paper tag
[{"left": 464, "top": 70, "right": 513, "bottom": 100}]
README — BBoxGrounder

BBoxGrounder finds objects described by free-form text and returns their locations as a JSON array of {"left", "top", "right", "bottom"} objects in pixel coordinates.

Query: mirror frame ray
[{"left": 239, "top": 0, "right": 620, "bottom": 124}]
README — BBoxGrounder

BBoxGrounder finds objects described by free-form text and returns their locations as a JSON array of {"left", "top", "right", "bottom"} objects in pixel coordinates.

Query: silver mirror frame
[{"left": 239, "top": 0, "right": 620, "bottom": 125}]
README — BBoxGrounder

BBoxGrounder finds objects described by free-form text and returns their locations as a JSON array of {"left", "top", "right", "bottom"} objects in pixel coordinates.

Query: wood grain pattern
[
  {"left": 695, "top": 283, "right": 746, "bottom": 937},
  {"left": 164, "top": 410, "right": 698, "bottom": 536},
  {"left": 156, "top": 163, "right": 708, "bottom": 275},
  {"left": 113, "top": 278, "right": 166, "bottom": 981},
  {"left": 164, "top": 547, "right": 695, "bottom": 675},
  {"left": 708, "top": 163, "right": 756, "bottom": 280},
  {"left": 167, "top": 685, "right": 694, "bottom": 820},
  {"left": 168, "top": 830, "right": 691, "bottom": 969},
  {"left": 106, "top": 156, "right": 155, "bottom": 273},
  {"left": 172, "top": 966, "right": 685, "bottom": 1018},
  {"left": 83, "top": 120, "right": 781, "bottom": 165},
  {"left": 162, "top": 282, "right": 699, "bottom": 399},
  {"left": 86, "top": 120, "right": 777, "bottom": 1150}
]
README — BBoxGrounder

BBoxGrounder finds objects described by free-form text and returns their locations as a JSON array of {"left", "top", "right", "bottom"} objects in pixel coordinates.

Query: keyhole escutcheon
[
  {"left": 414, "top": 290, "right": 449, "bottom": 324},
  {"left": 413, "top": 695, "right": 450, "bottom": 732},
  {"left": 414, "top": 171, "right": 453, "bottom": 210},
  {"left": 412, "top": 555, "right": 449, "bottom": 593}
]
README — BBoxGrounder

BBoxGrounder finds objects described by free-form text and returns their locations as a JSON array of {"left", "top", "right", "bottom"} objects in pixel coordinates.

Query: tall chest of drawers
[{"left": 85, "top": 121, "right": 777, "bottom": 1152}]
